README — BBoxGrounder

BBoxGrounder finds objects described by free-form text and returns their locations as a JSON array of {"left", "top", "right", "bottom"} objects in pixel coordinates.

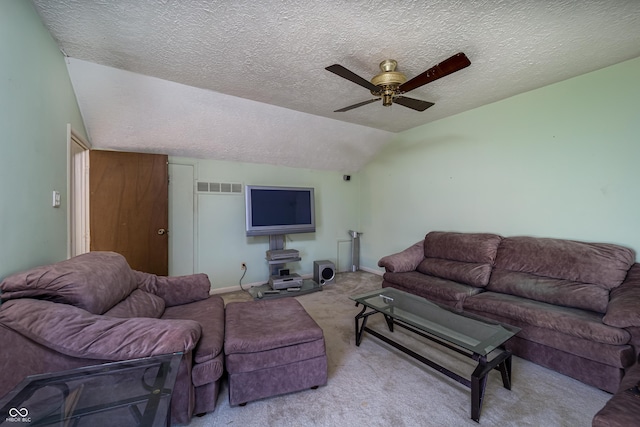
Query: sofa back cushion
[
  {"left": 416, "top": 232, "right": 502, "bottom": 288},
  {"left": 103, "top": 289, "right": 165, "bottom": 318},
  {"left": 135, "top": 271, "right": 211, "bottom": 307},
  {"left": 488, "top": 236, "right": 635, "bottom": 313},
  {"left": 0, "top": 252, "right": 138, "bottom": 314}
]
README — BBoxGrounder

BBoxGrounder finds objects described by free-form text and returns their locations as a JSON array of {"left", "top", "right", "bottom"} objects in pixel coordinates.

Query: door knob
[{"left": 157, "top": 228, "right": 168, "bottom": 235}]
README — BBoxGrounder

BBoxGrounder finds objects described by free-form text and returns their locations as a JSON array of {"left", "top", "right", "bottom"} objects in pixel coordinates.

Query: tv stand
[
  {"left": 269, "top": 234, "right": 285, "bottom": 252},
  {"left": 266, "top": 235, "right": 300, "bottom": 277},
  {"left": 249, "top": 234, "right": 322, "bottom": 300},
  {"left": 269, "top": 273, "right": 303, "bottom": 289},
  {"left": 250, "top": 279, "right": 321, "bottom": 301}
]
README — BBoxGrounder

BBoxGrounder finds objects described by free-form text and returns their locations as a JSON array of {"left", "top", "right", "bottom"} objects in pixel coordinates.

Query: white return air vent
[{"left": 197, "top": 182, "right": 243, "bottom": 195}]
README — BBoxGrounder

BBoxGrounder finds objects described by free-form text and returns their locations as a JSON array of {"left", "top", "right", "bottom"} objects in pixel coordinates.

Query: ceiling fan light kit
[
  {"left": 370, "top": 59, "right": 407, "bottom": 106},
  {"left": 326, "top": 52, "right": 471, "bottom": 112}
]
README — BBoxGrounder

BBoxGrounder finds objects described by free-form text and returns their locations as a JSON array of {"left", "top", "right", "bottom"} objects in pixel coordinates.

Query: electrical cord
[{"left": 239, "top": 265, "right": 249, "bottom": 293}]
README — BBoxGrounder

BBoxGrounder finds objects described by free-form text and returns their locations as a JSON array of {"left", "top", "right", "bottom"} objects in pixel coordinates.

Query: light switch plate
[{"left": 52, "top": 191, "right": 61, "bottom": 208}]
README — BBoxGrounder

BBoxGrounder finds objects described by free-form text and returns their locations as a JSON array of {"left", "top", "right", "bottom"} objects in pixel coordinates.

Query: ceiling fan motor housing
[
  {"left": 370, "top": 60, "right": 407, "bottom": 106},
  {"left": 326, "top": 52, "right": 469, "bottom": 112}
]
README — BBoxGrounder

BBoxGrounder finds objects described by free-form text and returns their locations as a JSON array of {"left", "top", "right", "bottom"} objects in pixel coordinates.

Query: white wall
[
  {"left": 169, "top": 157, "right": 359, "bottom": 290},
  {"left": 359, "top": 57, "right": 640, "bottom": 271}
]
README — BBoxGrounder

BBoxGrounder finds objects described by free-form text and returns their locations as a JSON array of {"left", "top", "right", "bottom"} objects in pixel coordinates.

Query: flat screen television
[{"left": 245, "top": 185, "right": 316, "bottom": 237}]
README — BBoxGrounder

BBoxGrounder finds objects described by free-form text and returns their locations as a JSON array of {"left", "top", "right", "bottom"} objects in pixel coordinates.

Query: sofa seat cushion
[
  {"left": 419, "top": 231, "right": 502, "bottom": 288},
  {"left": 103, "top": 289, "right": 165, "bottom": 318},
  {"left": 383, "top": 271, "right": 483, "bottom": 308},
  {"left": 162, "top": 295, "right": 225, "bottom": 364},
  {"left": 464, "top": 292, "right": 630, "bottom": 346},
  {"left": 0, "top": 252, "right": 137, "bottom": 314},
  {"left": 463, "top": 302, "right": 635, "bottom": 369}
]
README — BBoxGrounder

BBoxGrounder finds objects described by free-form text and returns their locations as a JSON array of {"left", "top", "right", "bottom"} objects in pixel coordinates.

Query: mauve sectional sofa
[
  {"left": 378, "top": 231, "right": 640, "bottom": 395},
  {"left": 0, "top": 251, "right": 225, "bottom": 425}
]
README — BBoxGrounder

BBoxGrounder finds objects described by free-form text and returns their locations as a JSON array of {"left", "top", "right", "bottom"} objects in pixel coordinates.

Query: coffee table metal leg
[
  {"left": 499, "top": 354, "right": 512, "bottom": 390},
  {"left": 471, "top": 375, "right": 487, "bottom": 422},
  {"left": 471, "top": 355, "right": 489, "bottom": 422},
  {"left": 470, "top": 350, "right": 513, "bottom": 422},
  {"left": 383, "top": 314, "right": 394, "bottom": 332},
  {"left": 354, "top": 304, "right": 367, "bottom": 346}
]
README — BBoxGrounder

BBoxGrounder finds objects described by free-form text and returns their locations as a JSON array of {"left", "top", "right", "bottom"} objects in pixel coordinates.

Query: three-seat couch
[{"left": 378, "top": 231, "right": 640, "bottom": 394}]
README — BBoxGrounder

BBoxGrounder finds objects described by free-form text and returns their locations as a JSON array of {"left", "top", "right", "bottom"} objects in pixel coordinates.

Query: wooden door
[{"left": 90, "top": 150, "right": 169, "bottom": 275}]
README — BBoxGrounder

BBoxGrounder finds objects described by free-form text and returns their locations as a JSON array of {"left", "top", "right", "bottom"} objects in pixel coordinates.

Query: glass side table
[{"left": 0, "top": 352, "right": 182, "bottom": 427}]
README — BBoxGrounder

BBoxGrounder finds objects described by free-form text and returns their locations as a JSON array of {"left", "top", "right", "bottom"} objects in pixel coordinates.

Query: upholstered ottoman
[{"left": 224, "top": 298, "right": 328, "bottom": 406}]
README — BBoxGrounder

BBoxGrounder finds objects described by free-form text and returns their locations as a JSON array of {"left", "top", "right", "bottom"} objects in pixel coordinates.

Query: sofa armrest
[
  {"left": 135, "top": 270, "right": 211, "bottom": 307},
  {"left": 378, "top": 240, "right": 425, "bottom": 273},
  {"left": 0, "top": 299, "right": 202, "bottom": 361},
  {"left": 603, "top": 263, "right": 640, "bottom": 328}
]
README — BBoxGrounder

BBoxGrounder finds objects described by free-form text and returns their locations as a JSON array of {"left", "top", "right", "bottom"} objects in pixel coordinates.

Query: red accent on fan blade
[
  {"left": 393, "top": 96, "right": 434, "bottom": 111},
  {"left": 398, "top": 52, "right": 471, "bottom": 93},
  {"left": 334, "top": 98, "right": 380, "bottom": 112},
  {"left": 326, "top": 64, "right": 380, "bottom": 92}
]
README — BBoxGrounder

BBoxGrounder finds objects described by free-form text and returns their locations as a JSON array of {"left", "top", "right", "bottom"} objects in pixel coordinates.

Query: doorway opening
[{"left": 67, "top": 125, "right": 90, "bottom": 258}]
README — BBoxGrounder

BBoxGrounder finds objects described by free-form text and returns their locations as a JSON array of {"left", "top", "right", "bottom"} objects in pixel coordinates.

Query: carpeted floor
[{"left": 183, "top": 271, "right": 611, "bottom": 426}]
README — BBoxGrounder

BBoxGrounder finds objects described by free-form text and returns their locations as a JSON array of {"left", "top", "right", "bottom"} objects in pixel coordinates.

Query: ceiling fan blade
[
  {"left": 326, "top": 64, "right": 380, "bottom": 92},
  {"left": 393, "top": 96, "right": 435, "bottom": 111},
  {"left": 334, "top": 98, "right": 380, "bottom": 112},
  {"left": 398, "top": 52, "right": 471, "bottom": 93}
]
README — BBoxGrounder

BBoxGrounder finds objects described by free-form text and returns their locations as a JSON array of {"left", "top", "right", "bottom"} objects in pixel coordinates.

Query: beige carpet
[{"left": 184, "top": 271, "right": 611, "bottom": 426}]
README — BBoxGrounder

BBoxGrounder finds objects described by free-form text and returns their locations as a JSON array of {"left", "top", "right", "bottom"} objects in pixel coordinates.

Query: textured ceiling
[{"left": 32, "top": 0, "right": 640, "bottom": 171}]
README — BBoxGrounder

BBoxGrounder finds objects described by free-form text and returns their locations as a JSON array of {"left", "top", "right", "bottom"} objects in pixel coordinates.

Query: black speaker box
[{"left": 313, "top": 260, "right": 336, "bottom": 286}]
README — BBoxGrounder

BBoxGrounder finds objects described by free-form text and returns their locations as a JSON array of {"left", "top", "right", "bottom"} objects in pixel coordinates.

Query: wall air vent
[{"left": 197, "top": 181, "right": 243, "bottom": 195}]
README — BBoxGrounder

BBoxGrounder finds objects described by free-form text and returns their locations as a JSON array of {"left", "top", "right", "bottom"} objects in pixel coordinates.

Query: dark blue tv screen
[{"left": 245, "top": 186, "right": 315, "bottom": 236}]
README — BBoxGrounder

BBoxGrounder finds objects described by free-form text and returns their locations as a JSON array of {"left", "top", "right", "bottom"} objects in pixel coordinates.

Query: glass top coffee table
[
  {"left": 351, "top": 288, "right": 520, "bottom": 423},
  {"left": 0, "top": 353, "right": 182, "bottom": 427}
]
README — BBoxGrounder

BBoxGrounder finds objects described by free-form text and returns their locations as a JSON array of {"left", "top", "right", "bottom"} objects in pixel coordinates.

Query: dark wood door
[{"left": 90, "top": 150, "right": 169, "bottom": 275}]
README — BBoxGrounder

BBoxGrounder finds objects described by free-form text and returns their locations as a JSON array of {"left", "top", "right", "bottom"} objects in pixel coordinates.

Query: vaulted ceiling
[{"left": 32, "top": 1, "right": 640, "bottom": 172}]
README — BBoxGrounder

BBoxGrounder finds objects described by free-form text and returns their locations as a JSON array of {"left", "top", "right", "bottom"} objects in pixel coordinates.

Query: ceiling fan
[{"left": 325, "top": 52, "right": 471, "bottom": 112}]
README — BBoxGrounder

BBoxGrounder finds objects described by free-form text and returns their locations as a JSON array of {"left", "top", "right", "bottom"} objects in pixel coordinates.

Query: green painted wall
[
  {"left": 170, "top": 157, "right": 359, "bottom": 289},
  {"left": 3, "top": 0, "right": 637, "bottom": 284},
  {"left": 359, "top": 57, "right": 640, "bottom": 271},
  {"left": 0, "top": 1, "right": 87, "bottom": 278}
]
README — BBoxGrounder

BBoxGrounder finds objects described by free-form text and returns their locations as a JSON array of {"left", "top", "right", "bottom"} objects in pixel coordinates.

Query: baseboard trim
[
  {"left": 209, "top": 282, "right": 262, "bottom": 295},
  {"left": 358, "top": 266, "right": 384, "bottom": 276},
  {"left": 210, "top": 274, "right": 313, "bottom": 295},
  {"left": 209, "top": 270, "right": 383, "bottom": 294}
]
